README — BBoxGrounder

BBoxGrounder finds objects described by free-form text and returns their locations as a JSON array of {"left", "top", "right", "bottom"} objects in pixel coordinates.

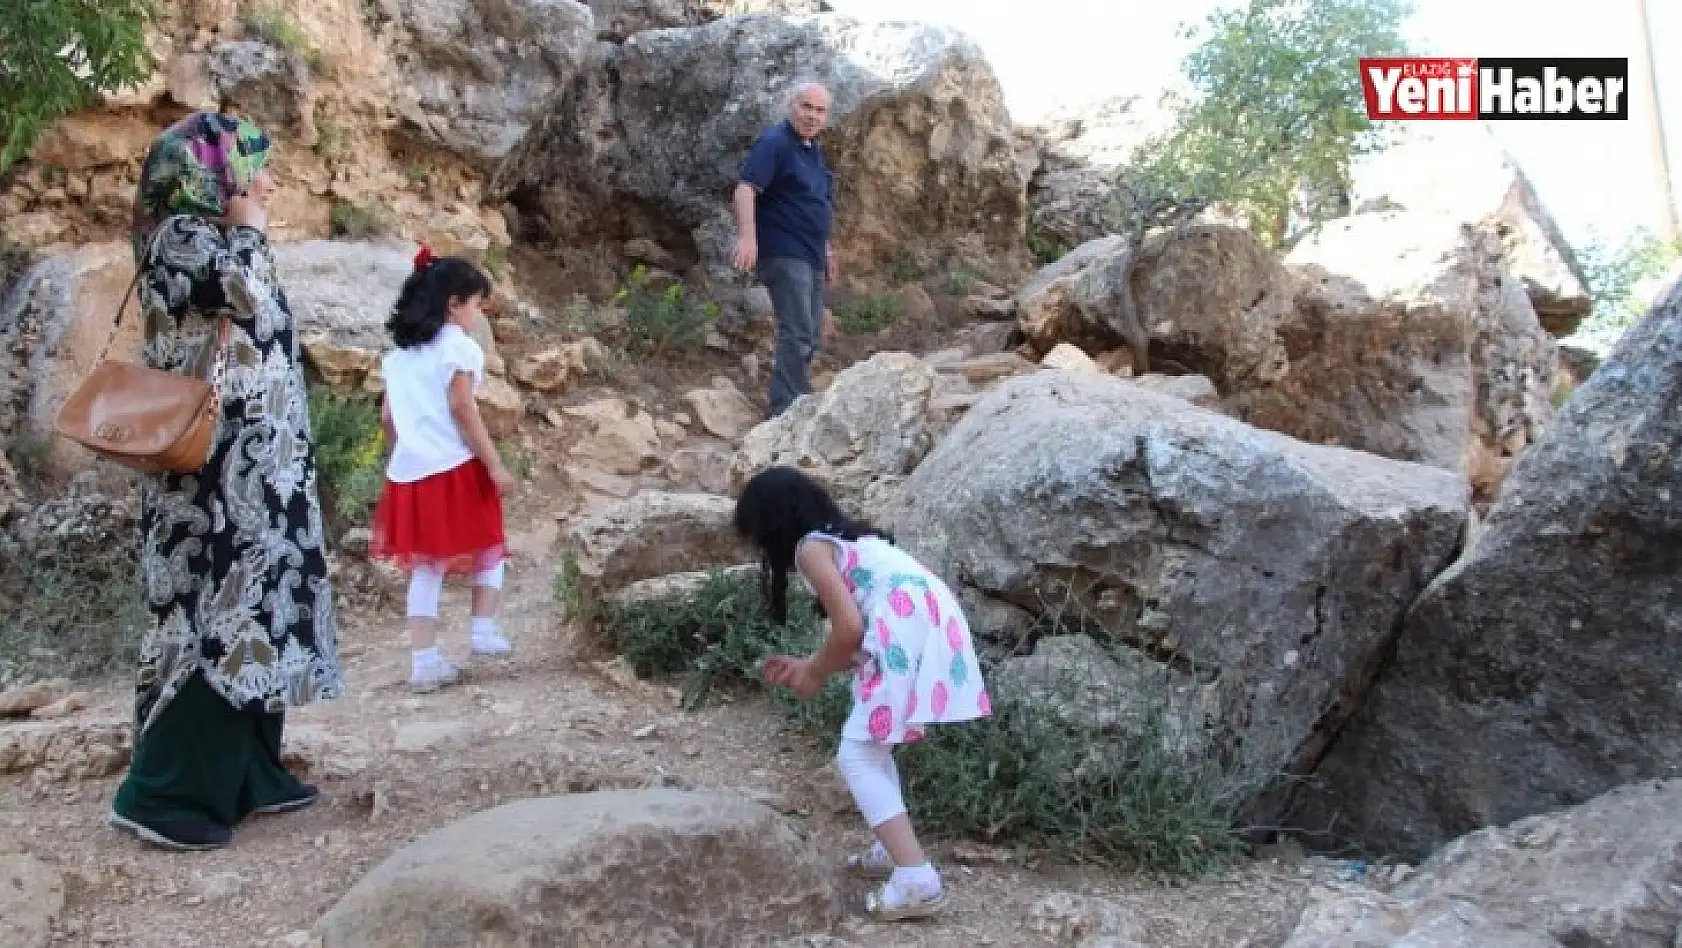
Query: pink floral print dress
[{"left": 797, "top": 532, "right": 991, "bottom": 745}]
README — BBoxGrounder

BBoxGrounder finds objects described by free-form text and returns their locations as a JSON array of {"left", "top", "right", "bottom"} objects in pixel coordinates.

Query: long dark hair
[
  {"left": 387, "top": 251, "right": 491, "bottom": 348},
  {"left": 732, "top": 466, "right": 891, "bottom": 624}
]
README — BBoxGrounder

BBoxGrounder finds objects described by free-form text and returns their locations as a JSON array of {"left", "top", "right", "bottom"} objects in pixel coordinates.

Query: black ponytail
[
  {"left": 732, "top": 466, "right": 890, "bottom": 624},
  {"left": 387, "top": 254, "right": 492, "bottom": 348}
]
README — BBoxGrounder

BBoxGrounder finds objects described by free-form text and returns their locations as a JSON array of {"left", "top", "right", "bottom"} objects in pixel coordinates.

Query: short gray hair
[{"left": 784, "top": 77, "right": 830, "bottom": 108}]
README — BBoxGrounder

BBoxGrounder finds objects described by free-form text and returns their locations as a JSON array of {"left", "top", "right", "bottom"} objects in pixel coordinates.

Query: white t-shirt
[{"left": 382, "top": 324, "right": 485, "bottom": 483}]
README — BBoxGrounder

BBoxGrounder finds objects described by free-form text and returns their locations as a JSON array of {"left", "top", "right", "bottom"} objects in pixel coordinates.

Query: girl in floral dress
[{"left": 735, "top": 466, "right": 991, "bottom": 921}]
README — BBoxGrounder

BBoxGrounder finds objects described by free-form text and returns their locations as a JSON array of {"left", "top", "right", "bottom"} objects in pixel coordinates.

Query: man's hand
[
  {"left": 826, "top": 248, "right": 839, "bottom": 283},
  {"left": 732, "top": 234, "right": 758, "bottom": 272}
]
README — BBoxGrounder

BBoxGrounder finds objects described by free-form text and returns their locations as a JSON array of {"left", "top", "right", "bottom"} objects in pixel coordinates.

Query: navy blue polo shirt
[{"left": 739, "top": 120, "right": 834, "bottom": 270}]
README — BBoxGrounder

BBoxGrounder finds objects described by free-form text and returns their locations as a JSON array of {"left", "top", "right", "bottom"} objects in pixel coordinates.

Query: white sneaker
[
  {"left": 470, "top": 632, "right": 513, "bottom": 656},
  {"left": 410, "top": 658, "right": 461, "bottom": 693}
]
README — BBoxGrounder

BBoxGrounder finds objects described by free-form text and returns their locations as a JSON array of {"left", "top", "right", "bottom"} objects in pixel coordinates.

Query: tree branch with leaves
[
  {"left": 0, "top": 0, "right": 156, "bottom": 173},
  {"left": 1120, "top": 0, "right": 1412, "bottom": 250}
]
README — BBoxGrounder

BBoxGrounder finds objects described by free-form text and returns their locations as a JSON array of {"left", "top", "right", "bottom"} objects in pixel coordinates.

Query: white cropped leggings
[
  {"left": 836, "top": 739, "right": 907, "bottom": 828},
  {"left": 405, "top": 561, "right": 505, "bottom": 618}
]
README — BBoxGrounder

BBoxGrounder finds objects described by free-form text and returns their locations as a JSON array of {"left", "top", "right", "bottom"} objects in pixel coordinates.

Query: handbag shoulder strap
[{"left": 92, "top": 215, "right": 230, "bottom": 370}]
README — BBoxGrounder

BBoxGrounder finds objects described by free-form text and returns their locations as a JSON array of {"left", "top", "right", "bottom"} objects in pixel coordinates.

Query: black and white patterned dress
[{"left": 133, "top": 215, "right": 343, "bottom": 734}]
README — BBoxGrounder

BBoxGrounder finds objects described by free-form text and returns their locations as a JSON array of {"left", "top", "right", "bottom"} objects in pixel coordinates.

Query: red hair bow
[{"left": 413, "top": 244, "right": 436, "bottom": 272}]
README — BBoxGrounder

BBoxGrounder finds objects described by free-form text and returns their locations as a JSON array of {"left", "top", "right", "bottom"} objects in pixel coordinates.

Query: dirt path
[{"left": 1, "top": 490, "right": 1331, "bottom": 948}]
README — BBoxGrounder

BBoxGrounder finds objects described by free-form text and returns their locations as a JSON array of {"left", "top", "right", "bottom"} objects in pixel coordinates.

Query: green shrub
[
  {"left": 242, "top": 7, "right": 323, "bottom": 70},
  {"left": 0, "top": 497, "right": 145, "bottom": 687},
  {"left": 403, "top": 158, "right": 432, "bottom": 186},
  {"left": 600, "top": 568, "right": 825, "bottom": 710},
  {"left": 3, "top": 429, "right": 55, "bottom": 485},
  {"left": 833, "top": 295, "right": 901, "bottom": 335},
  {"left": 553, "top": 549, "right": 593, "bottom": 628},
  {"left": 329, "top": 199, "right": 392, "bottom": 239},
  {"left": 496, "top": 440, "right": 532, "bottom": 480},
  {"left": 482, "top": 242, "right": 509, "bottom": 282},
  {"left": 893, "top": 673, "right": 1258, "bottom": 877},
  {"left": 945, "top": 267, "right": 980, "bottom": 296},
  {"left": 313, "top": 119, "right": 348, "bottom": 161},
  {"left": 307, "top": 388, "right": 385, "bottom": 523},
  {"left": 888, "top": 253, "right": 923, "bottom": 285},
  {"left": 615, "top": 265, "right": 718, "bottom": 358},
  {"left": 597, "top": 567, "right": 1271, "bottom": 877},
  {"left": 1026, "top": 224, "right": 1069, "bottom": 265}
]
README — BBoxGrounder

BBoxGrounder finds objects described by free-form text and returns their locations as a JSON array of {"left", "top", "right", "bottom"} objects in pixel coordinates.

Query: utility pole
[{"left": 1635, "top": 0, "right": 1679, "bottom": 240}]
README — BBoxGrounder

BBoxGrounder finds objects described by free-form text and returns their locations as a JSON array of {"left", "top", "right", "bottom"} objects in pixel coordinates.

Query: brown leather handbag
[{"left": 54, "top": 223, "right": 231, "bottom": 474}]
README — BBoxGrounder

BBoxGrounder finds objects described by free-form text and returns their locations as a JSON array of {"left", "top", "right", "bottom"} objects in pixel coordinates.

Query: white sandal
[{"left": 864, "top": 880, "right": 947, "bottom": 921}]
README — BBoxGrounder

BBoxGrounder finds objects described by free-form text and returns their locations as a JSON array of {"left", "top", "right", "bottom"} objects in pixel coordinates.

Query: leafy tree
[
  {"left": 1, "top": 0, "right": 156, "bottom": 172},
  {"left": 1574, "top": 228, "right": 1682, "bottom": 346},
  {"left": 1123, "top": 0, "right": 1412, "bottom": 247}
]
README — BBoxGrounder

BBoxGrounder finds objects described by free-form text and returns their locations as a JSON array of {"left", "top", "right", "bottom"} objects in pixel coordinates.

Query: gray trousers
[{"left": 759, "top": 255, "right": 826, "bottom": 416}]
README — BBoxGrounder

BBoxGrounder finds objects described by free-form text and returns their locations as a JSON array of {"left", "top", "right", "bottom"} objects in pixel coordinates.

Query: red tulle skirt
[{"left": 368, "top": 459, "right": 506, "bottom": 574}]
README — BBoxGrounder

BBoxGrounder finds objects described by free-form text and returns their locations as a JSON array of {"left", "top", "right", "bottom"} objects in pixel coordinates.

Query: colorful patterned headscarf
[{"left": 131, "top": 112, "right": 272, "bottom": 265}]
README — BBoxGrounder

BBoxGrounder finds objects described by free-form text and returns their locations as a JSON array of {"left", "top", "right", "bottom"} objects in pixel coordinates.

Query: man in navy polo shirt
[{"left": 731, "top": 80, "right": 839, "bottom": 417}]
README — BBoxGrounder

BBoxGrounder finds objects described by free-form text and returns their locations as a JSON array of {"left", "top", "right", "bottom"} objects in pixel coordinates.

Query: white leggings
[
  {"left": 405, "top": 561, "right": 505, "bottom": 618},
  {"left": 836, "top": 739, "right": 907, "bottom": 828}
]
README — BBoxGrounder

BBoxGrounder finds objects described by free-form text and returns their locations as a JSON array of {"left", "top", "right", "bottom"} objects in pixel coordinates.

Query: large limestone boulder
[
  {"left": 1299, "top": 268, "right": 1682, "bottom": 860},
  {"left": 0, "top": 243, "right": 140, "bottom": 478},
  {"left": 1282, "top": 780, "right": 1682, "bottom": 947},
  {"left": 894, "top": 372, "right": 1467, "bottom": 789},
  {"left": 565, "top": 491, "right": 749, "bottom": 594},
  {"left": 1018, "top": 95, "right": 1169, "bottom": 251},
  {"left": 276, "top": 240, "right": 410, "bottom": 391},
  {"left": 315, "top": 790, "right": 842, "bottom": 946},
  {"left": 585, "top": 0, "right": 830, "bottom": 39},
  {"left": 497, "top": 14, "right": 1027, "bottom": 276},
  {"left": 1014, "top": 223, "right": 1291, "bottom": 389},
  {"left": 1232, "top": 212, "right": 1557, "bottom": 500},
  {"left": 726, "top": 351, "right": 936, "bottom": 506},
  {"left": 393, "top": 0, "right": 596, "bottom": 165},
  {"left": 1352, "top": 124, "right": 1591, "bottom": 336},
  {"left": 208, "top": 40, "right": 312, "bottom": 135}
]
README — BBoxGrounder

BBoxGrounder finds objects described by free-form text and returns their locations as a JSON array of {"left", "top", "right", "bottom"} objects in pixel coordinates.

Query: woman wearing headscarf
[{"left": 107, "top": 111, "right": 343, "bottom": 851}]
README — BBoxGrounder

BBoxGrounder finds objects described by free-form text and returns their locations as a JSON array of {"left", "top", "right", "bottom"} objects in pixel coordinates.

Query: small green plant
[
  {"left": 888, "top": 253, "right": 924, "bottom": 285},
  {"left": 0, "top": 500, "right": 146, "bottom": 687},
  {"left": 403, "top": 158, "right": 432, "bottom": 185},
  {"left": 496, "top": 440, "right": 532, "bottom": 480},
  {"left": 483, "top": 242, "right": 509, "bottom": 283},
  {"left": 600, "top": 568, "right": 824, "bottom": 710},
  {"left": 1026, "top": 224, "right": 1069, "bottom": 265},
  {"left": 329, "top": 199, "right": 392, "bottom": 239},
  {"left": 242, "top": 6, "right": 324, "bottom": 70},
  {"left": 834, "top": 295, "right": 902, "bottom": 335},
  {"left": 615, "top": 265, "right": 719, "bottom": 358},
  {"left": 307, "top": 388, "right": 385, "bottom": 523},
  {"left": 313, "top": 119, "right": 348, "bottom": 162},
  {"left": 3, "top": 429, "right": 56, "bottom": 485},
  {"left": 553, "top": 549, "right": 597, "bottom": 630},
  {"left": 945, "top": 267, "right": 980, "bottom": 296}
]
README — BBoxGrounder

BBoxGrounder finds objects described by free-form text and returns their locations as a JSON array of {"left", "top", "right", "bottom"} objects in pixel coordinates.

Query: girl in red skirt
[{"left": 369, "top": 248, "right": 516, "bottom": 692}]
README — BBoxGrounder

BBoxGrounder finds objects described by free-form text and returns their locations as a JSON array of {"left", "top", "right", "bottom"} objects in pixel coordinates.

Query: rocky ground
[{"left": 0, "top": 475, "right": 1362, "bottom": 948}]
